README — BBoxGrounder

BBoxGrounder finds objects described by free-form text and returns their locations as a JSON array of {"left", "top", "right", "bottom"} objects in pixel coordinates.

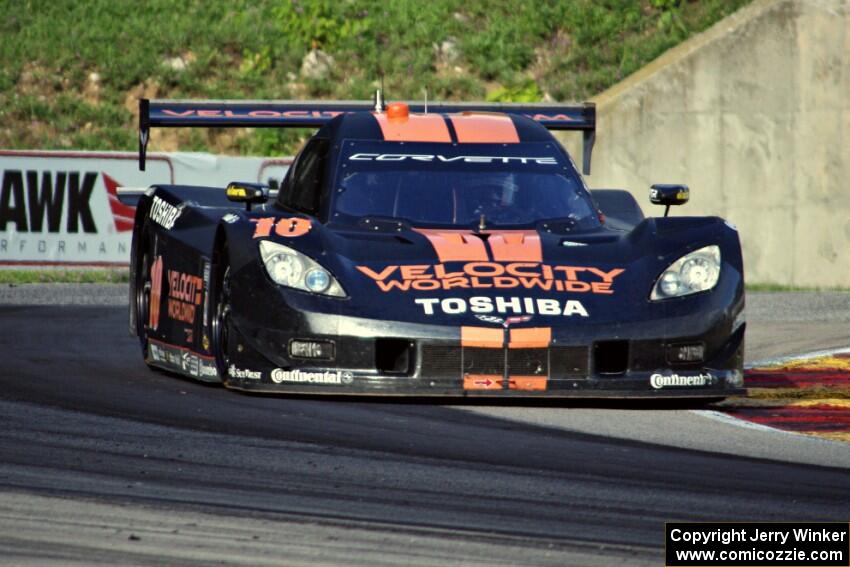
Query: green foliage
[
  {"left": 0, "top": 269, "right": 130, "bottom": 284},
  {"left": 0, "top": 0, "right": 751, "bottom": 155},
  {"left": 486, "top": 80, "right": 543, "bottom": 103},
  {"left": 273, "top": 0, "right": 373, "bottom": 52}
]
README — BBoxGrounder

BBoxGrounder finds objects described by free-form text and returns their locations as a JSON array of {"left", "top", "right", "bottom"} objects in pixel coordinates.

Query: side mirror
[
  {"left": 226, "top": 182, "right": 269, "bottom": 211},
  {"left": 650, "top": 184, "right": 689, "bottom": 217}
]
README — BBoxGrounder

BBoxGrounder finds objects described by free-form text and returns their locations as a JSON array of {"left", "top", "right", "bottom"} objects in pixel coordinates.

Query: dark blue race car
[{"left": 119, "top": 95, "right": 745, "bottom": 398}]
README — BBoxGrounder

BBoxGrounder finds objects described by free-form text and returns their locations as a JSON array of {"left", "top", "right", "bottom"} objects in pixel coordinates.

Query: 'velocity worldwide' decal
[
  {"left": 357, "top": 262, "right": 623, "bottom": 293},
  {"left": 167, "top": 269, "right": 203, "bottom": 325},
  {"left": 161, "top": 109, "right": 344, "bottom": 120}
]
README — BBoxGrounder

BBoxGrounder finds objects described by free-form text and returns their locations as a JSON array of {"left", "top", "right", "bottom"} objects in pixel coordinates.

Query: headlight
[
  {"left": 651, "top": 245, "right": 720, "bottom": 300},
  {"left": 258, "top": 240, "right": 346, "bottom": 297}
]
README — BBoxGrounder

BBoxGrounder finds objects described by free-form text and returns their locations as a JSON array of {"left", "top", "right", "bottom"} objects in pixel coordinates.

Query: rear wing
[{"left": 139, "top": 97, "right": 596, "bottom": 173}]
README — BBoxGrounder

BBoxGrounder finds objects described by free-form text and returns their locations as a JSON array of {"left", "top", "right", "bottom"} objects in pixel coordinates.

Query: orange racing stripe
[
  {"left": 485, "top": 230, "right": 542, "bottom": 262},
  {"left": 373, "top": 113, "right": 452, "bottom": 142},
  {"left": 414, "top": 229, "right": 489, "bottom": 262},
  {"left": 414, "top": 229, "right": 542, "bottom": 263},
  {"left": 450, "top": 113, "right": 520, "bottom": 143}
]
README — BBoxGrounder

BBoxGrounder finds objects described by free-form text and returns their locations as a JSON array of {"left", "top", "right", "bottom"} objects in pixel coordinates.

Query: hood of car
[{"left": 252, "top": 214, "right": 740, "bottom": 327}]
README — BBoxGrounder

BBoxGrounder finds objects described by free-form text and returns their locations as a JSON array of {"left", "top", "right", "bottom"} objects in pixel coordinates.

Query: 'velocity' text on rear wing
[{"left": 139, "top": 97, "right": 596, "bottom": 173}]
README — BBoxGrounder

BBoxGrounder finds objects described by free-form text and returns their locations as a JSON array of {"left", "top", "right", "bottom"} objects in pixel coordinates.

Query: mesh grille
[
  {"left": 550, "top": 346, "right": 589, "bottom": 378},
  {"left": 421, "top": 345, "right": 590, "bottom": 380},
  {"left": 507, "top": 348, "right": 548, "bottom": 376},
  {"left": 463, "top": 347, "right": 505, "bottom": 375},
  {"left": 420, "top": 345, "right": 462, "bottom": 379}
]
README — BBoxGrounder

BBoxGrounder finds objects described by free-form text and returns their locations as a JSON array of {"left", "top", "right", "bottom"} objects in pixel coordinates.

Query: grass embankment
[
  {"left": 2, "top": 0, "right": 749, "bottom": 155},
  {"left": 0, "top": 269, "right": 129, "bottom": 284}
]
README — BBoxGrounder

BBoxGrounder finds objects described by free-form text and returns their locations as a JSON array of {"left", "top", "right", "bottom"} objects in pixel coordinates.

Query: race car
[{"left": 119, "top": 94, "right": 745, "bottom": 398}]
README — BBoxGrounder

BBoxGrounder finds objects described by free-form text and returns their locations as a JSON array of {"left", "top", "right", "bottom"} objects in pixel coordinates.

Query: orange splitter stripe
[
  {"left": 509, "top": 327, "right": 551, "bottom": 349},
  {"left": 463, "top": 375, "right": 548, "bottom": 391},
  {"left": 461, "top": 326, "right": 503, "bottom": 348}
]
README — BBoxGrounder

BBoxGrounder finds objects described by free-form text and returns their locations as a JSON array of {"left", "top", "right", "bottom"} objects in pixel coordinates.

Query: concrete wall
[{"left": 565, "top": 0, "right": 850, "bottom": 287}]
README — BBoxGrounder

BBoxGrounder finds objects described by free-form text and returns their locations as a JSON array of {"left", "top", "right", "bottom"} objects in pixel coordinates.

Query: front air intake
[{"left": 593, "top": 341, "right": 629, "bottom": 375}]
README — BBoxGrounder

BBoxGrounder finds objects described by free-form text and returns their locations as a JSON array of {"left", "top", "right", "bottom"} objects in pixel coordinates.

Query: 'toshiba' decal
[{"left": 415, "top": 296, "right": 589, "bottom": 317}]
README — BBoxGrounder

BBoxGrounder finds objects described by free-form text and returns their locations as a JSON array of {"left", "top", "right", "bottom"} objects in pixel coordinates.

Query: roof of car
[{"left": 318, "top": 111, "right": 556, "bottom": 144}]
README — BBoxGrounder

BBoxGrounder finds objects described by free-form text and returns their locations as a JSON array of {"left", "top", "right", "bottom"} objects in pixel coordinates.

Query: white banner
[{"left": 0, "top": 150, "right": 291, "bottom": 266}]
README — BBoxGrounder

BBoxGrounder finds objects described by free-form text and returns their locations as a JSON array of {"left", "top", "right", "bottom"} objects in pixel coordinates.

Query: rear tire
[{"left": 211, "top": 247, "right": 233, "bottom": 379}]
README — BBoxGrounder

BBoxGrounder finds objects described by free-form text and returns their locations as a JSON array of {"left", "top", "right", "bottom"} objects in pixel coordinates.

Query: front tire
[{"left": 211, "top": 248, "right": 233, "bottom": 379}]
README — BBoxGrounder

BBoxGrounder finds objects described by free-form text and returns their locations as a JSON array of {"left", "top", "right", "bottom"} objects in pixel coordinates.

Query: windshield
[{"left": 332, "top": 141, "right": 599, "bottom": 229}]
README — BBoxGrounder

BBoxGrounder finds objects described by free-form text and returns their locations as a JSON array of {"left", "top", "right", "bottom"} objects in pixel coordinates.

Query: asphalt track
[{"left": 1, "top": 286, "right": 849, "bottom": 566}]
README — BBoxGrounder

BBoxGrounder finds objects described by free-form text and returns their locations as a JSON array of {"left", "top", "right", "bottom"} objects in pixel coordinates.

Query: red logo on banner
[{"left": 102, "top": 172, "right": 136, "bottom": 232}]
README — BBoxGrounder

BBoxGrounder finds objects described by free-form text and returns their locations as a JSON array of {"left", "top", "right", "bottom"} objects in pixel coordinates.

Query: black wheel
[
  {"left": 134, "top": 231, "right": 160, "bottom": 365},
  {"left": 211, "top": 251, "right": 233, "bottom": 377}
]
